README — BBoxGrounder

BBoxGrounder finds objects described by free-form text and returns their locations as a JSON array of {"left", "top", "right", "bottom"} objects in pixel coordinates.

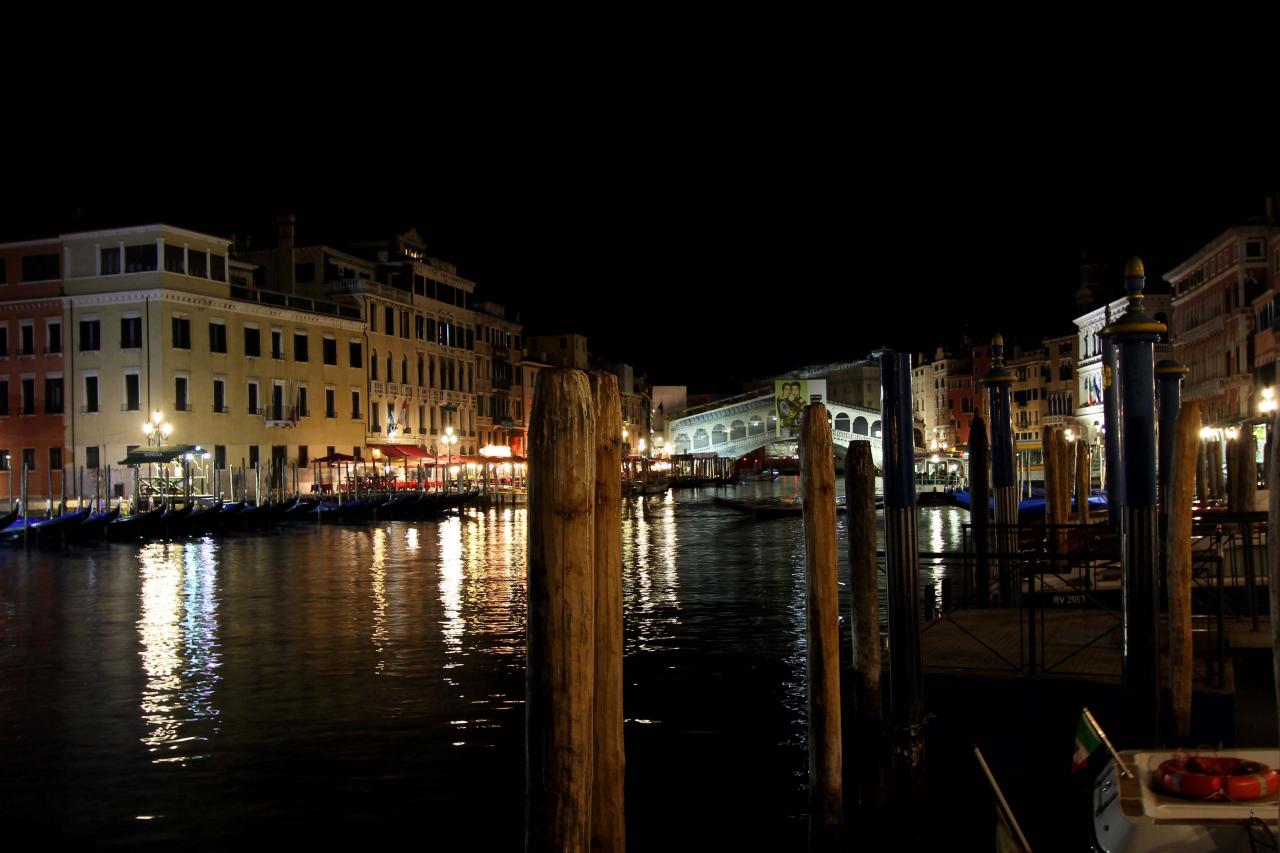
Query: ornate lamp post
[
  {"left": 443, "top": 426, "right": 459, "bottom": 492},
  {"left": 141, "top": 411, "right": 172, "bottom": 508}
]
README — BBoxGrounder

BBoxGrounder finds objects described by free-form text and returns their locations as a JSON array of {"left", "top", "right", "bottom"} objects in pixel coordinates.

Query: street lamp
[
  {"left": 443, "top": 426, "right": 459, "bottom": 492},
  {"left": 1260, "top": 387, "right": 1277, "bottom": 415},
  {"left": 140, "top": 412, "right": 173, "bottom": 508}
]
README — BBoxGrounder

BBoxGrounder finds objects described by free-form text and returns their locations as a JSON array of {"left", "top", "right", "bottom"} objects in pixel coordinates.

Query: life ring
[{"left": 1154, "top": 755, "right": 1279, "bottom": 801}]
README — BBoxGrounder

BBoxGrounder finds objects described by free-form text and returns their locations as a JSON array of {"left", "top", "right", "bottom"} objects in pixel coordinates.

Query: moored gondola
[
  {"left": 69, "top": 506, "right": 121, "bottom": 543},
  {"left": 107, "top": 507, "right": 166, "bottom": 542}
]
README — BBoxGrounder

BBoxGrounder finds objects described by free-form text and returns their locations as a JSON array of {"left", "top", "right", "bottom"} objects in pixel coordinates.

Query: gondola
[
  {"left": 0, "top": 506, "right": 18, "bottom": 530},
  {"left": 2, "top": 509, "right": 89, "bottom": 545},
  {"left": 107, "top": 507, "right": 166, "bottom": 542},
  {"left": 158, "top": 505, "right": 193, "bottom": 539},
  {"left": 183, "top": 503, "right": 225, "bottom": 537},
  {"left": 69, "top": 506, "right": 121, "bottom": 543}
]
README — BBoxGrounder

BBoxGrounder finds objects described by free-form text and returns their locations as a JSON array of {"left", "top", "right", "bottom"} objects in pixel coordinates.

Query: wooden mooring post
[
  {"left": 1167, "top": 400, "right": 1199, "bottom": 743},
  {"left": 1269, "top": 409, "right": 1280, "bottom": 757},
  {"left": 526, "top": 368, "right": 598, "bottom": 853},
  {"left": 969, "top": 416, "right": 991, "bottom": 605},
  {"left": 801, "top": 403, "right": 843, "bottom": 846},
  {"left": 590, "top": 372, "right": 624, "bottom": 853},
  {"left": 983, "top": 336, "right": 1018, "bottom": 606},
  {"left": 1106, "top": 257, "right": 1164, "bottom": 747},
  {"left": 846, "top": 439, "right": 883, "bottom": 809}
]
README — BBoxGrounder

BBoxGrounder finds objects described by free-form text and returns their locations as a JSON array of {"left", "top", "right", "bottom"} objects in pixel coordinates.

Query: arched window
[
  {"left": 693, "top": 428, "right": 709, "bottom": 450},
  {"left": 371, "top": 348, "right": 378, "bottom": 380},
  {"left": 711, "top": 424, "right": 728, "bottom": 445},
  {"left": 748, "top": 416, "right": 765, "bottom": 436},
  {"left": 418, "top": 353, "right": 425, "bottom": 387},
  {"left": 402, "top": 356, "right": 408, "bottom": 385},
  {"left": 386, "top": 353, "right": 393, "bottom": 383},
  {"left": 853, "top": 416, "right": 869, "bottom": 435},
  {"left": 912, "top": 428, "right": 923, "bottom": 447},
  {"left": 835, "top": 413, "right": 850, "bottom": 433},
  {"left": 730, "top": 420, "right": 746, "bottom": 441}
]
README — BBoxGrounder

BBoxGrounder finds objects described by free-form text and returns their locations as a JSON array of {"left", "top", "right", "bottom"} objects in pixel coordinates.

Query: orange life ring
[{"left": 1154, "top": 756, "right": 1279, "bottom": 801}]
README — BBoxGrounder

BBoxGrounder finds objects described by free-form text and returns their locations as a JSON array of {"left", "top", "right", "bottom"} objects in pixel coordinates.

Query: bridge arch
[
  {"left": 730, "top": 420, "right": 746, "bottom": 441},
  {"left": 748, "top": 416, "right": 765, "bottom": 436},
  {"left": 853, "top": 416, "right": 868, "bottom": 435},
  {"left": 693, "top": 428, "right": 709, "bottom": 450},
  {"left": 835, "top": 413, "right": 850, "bottom": 432},
  {"left": 711, "top": 424, "right": 728, "bottom": 445}
]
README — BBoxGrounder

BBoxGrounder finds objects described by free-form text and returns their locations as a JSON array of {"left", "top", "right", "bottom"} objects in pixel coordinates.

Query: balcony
[{"left": 230, "top": 284, "right": 361, "bottom": 320}]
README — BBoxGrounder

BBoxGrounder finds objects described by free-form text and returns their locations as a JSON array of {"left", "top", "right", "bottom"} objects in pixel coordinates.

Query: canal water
[{"left": 0, "top": 479, "right": 966, "bottom": 849}]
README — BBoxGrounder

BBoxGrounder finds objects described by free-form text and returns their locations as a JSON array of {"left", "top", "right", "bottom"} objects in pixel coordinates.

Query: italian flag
[{"left": 1072, "top": 712, "right": 1101, "bottom": 773}]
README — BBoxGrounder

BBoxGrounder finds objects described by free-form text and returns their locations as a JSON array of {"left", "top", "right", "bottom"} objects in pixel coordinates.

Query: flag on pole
[{"left": 1072, "top": 711, "right": 1103, "bottom": 773}]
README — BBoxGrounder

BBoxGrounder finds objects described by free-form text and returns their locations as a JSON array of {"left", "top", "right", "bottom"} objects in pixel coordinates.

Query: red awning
[{"left": 368, "top": 444, "right": 433, "bottom": 460}]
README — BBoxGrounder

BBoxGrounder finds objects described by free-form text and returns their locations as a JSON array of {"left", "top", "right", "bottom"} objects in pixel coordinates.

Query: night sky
[{"left": 6, "top": 100, "right": 1276, "bottom": 393}]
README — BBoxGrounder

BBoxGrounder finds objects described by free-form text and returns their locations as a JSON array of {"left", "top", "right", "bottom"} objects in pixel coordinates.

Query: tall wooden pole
[
  {"left": 1102, "top": 328, "right": 1124, "bottom": 525},
  {"left": 846, "top": 439, "right": 883, "bottom": 808},
  {"left": 969, "top": 416, "right": 991, "bottom": 604},
  {"left": 801, "top": 402, "right": 843, "bottom": 844},
  {"left": 590, "top": 372, "right": 624, "bottom": 853},
  {"left": 984, "top": 335, "right": 1018, "bottom": 606},
  {"left": 1107, "top": 257, "right": 1164, "bottom": 747},
  {"left": 881, "top": 351, "right": 925, "bottom": 791},
  {"left": 526, "top": 368, "right": 597, "bottom": 853},
  {"left": 1167, "top": 401, "right": 1200, "bottom": 743},
  {"left": 1075, "top": 438, "right": 1091, "bottom": 526},
  {"left": 1268, "top": 410, "right": 1280, "bottom": 761}
]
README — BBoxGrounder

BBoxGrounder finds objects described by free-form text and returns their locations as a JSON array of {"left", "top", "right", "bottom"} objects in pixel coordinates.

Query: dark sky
[{"left": 6, "top": 82, "right": 1277, "bottom": 393}]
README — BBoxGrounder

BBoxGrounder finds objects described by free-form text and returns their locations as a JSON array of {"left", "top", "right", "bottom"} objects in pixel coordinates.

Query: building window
[
  {"left": 121, "top": 317, "right": 142, "bottom": 348},
  {"left": 298, "top": 445, "right": 309, "bottom": 468},
  {"left": 213, "top": 378, "right": 226, "bottom": 413},
  {"left": 21, "top": 253, "right": 59, "bottom": 282},
  {"left": 415, "top": 316, "right": 425, "bottom": 340},
  {"left": 430, "top": 406, "right": 437, "bottom": 434},
  {"left": 83, "top": 375, "right": 98, "bottom": 413},
  {"left": 45, "top": 377, "right": 63, "bottom": 414},
  {"left": 370, "top": 350, "right": 378, "bottom": 380},
  {"left": 349, "top": 340, "right": 362, "bottom": 368},
  {"left": 19, "top": 322, "right": 34, "bottom": 356},
  {"left": 85, "top": 446, "right": 99, "bottom": 469},
  {"left": 298, "top": 386, "right": 309, "bottom": 417},
  {"left": 124, "top": 373, "right": 140, "bottom": 411},
  {"left": 175, "top": 376, "right": 189, "bottom": 411},
  {"left": 188, "top": 251, "right": 207, "bottom": 278},
  {"left": 49, "top": 447, "right": 62, "bottom": 471},
  {"left": 125, "top": 244, "right": 158, "bottom": 272},
  {"left": 294, "top": 332, "right": 308, "bottom": 362},
  {"left": 244, "top": 327, "right": 261, "bottom": 358},
  {"left": 418, "top": 405, "right": 425, "bottom": 434},
  {"left": 385, "top": 306, "right": 394, "bottom": 334},
  {"left": 249, "top": 445, "right": 259, "bottom": 469},
  {"left": 172, "top": 316, "right": 191, "bottom": 349},
  {"left": 0, "top": 259, "right": 5, "bottom": 283},
  {"left": 271, "top": 329, "right": 284, "bottom": 360},
  {"left": 47, "top": 321, "right": 61, "bottom": 354},
  {"left": 325, "top": 388, "right": 336, "bottom": 418},
  {"left": 369, "top": 303, "right": 378, "bottom": 332},
  {"left": 401, "top": 357, "right": 408, "bottom": 384},
  {"left": 418, "top": 353, "right": 425, "bottom": 387},
  {"left": 0, "top": 325, "right": 7, "bottom": 356},
  {"left": 323, "top": 336, "right": 337, "bottom": 365},
  {"left": 270, "top": 383, "right": 284, "bottom": 421},
  {"left": 209, "top": 321, "right": 227, "bottom": 353},
  {"left": 371, "top": 400, "right": 381, "bottom": 433},
  {"left": 295, "top": 262, "right": 315, "bottom": 283},
  {"left": 21, "top": 378, "right": 35, "bottom": 415},
  {"left": 214, "top": 445, "right": 226, "bottom": 470},
  {"left": 211, "top": 255, "right": 226, "bottom": 282},
  {"left": 163, "top": 244, "right": 185, "bottom": 274},
  {"left": 400, "top": 311, "right": 409, "bottom": 339},
  {"left": 247, "top": 382, "right": 259, "bottom": 415},
  {"left": 351, "top": 390, "right": 361, "bottom": 420},
  {"left": 96, "top": 245, "right": 121, "bottom": 274},
  {"left": 22, "top": 448, "right": 36, "bottom": 472}
]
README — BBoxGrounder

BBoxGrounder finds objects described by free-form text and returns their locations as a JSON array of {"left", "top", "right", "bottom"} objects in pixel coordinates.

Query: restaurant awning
[
  {"left": 368, "top": 444, "right": 432, "bottom": 460},
  {"left": 118, "top": 444, "right": 201, "bottom": 465}
]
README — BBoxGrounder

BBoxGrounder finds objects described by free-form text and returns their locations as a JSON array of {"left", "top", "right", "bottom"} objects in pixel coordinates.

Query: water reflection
[
  {"left": 137, "top": 541, "right": 221, "bottom": 764},
  {"left": 370, "top": 528, "right": 389, "bottom": 673},
  {"left": 623, "top": 495, "right": 682, "bottom": 654},
  {"left": 438, "top": 517, "right": 465, "bottom": 672}
]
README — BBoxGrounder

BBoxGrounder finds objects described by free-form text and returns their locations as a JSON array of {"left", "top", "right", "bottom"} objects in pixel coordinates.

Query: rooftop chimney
[{"left": 277, "top": 214, "right": 296, "bottom": 293}]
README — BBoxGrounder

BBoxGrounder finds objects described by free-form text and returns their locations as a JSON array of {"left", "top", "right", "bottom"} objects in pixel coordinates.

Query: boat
[
  {"left": 2, "top": 509, "right": 89, "bottom": 545},
  {"left": 953, "top": 489, "right": 1108, "bottom": 519},
  {"left": 1091, "top": 748, "right": 1279, "bottom": 851},
  {"left": 69, "top": 506, "right": 121, "bottom": 543},
  {"left": 107, "top": 507, "right": 166, "bottom": 542},
  {"left": 0, "top": 506, "right": 18, "bottom": 530},
  {"left": 183, "top": 503, "right": 225, "bottom": 537}
]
